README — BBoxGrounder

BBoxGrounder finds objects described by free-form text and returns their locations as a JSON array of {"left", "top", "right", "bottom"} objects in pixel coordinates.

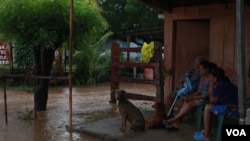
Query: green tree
[
  {"left": 73, "top": 31, "right": 112, "bottom": 85},
  {"left": 0, "top": 0, "right": 108, "bottom": 111},
  {"left": 124, "top": 0, "right": 163, "bottom": 29},
  {"left": 98, "top": 0, "right": 164, "bottom": 32},
  {"left": 98, "top": 0, "right": 127, "bottom": 33}
]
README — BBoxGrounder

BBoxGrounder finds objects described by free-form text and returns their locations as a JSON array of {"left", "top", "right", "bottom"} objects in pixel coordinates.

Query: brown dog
[
  {"left": 145, "top": 101, "right": 167, "bottom": 129},
  {"left": 115, "top": 89, "right": 145, "bottom": 132}
]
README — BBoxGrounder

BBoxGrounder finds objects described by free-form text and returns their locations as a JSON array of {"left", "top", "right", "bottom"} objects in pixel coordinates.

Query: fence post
[{"left": 110, "top": 42, "right": 120, "bottom": 103}]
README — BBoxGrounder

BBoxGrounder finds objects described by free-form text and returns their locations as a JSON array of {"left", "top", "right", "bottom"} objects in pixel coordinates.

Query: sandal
[
  {"left": 193, "top": 133, "right": 210, "bottom": 141},
  {"left": 194, "top": 130, "right": 204, "bottom": 135}
]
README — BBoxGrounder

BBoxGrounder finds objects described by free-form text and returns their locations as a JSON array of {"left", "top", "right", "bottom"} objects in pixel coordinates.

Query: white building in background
[{"left": 119, "top": 40, "right": 141, "bottom": 62}]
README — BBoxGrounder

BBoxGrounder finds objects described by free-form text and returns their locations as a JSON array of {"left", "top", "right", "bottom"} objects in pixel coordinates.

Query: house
[{"left": 138, "top": 0, "right": 250, "bottom": 123}]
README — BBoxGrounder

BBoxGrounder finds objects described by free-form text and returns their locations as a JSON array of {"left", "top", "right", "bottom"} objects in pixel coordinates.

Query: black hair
[
  {"left": 200, "top": 60, "right": 218, "bottom": 73},
  {"left": 208, "top": 62, "right": 218, "bottom": 73},
  {"left": 196, "top": 56, "right": 206, "bottom": 65},
  {"left": 211, "top": 67, "right": 230, "bottom": 82}
]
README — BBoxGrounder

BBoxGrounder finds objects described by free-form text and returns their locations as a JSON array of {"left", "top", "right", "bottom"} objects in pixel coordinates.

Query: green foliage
[
  {"left": 98, "top": 0, "right": 127, "bottom": 32},
  {"left": 124, "top": 0, "right": 164, "bottom": 29},
  {"left": 72, "top": 1, "right": 111, "bottom": 85},
  {"left": 13, "top": 42, "right": 34, "bottom": 69},
  {"left": 98, "top": 0, "right": 164, "bottom": 32},
  {"left": 0, "top": 0, "right": 110, "bottom": 85},
  {"left": 73, "top": 31, "right": 112, "bottom": 85},
  {"left": 0, "top": 0, "right": 69, "bottom": 46}
]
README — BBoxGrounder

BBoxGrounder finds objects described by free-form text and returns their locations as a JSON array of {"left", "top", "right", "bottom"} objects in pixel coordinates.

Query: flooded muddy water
[{"left": 0, "top": 82, "right": 156, "bottom": 141}]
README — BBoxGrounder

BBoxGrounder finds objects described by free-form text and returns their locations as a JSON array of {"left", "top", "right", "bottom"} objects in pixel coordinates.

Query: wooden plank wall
[
  {"left": 164, "top": 4, "right": 250, "bottom": 97},
  {"left": 173, "top": 20, "right": 209, "bottom": 87}
]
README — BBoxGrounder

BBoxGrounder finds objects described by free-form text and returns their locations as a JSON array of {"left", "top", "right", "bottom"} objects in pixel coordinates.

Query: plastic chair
[
  {"left": 188, "top": 98, "right": 207, "bottom": 131},
  {"left": 196, "top": 101, "right": 205, "bottom": 131},
  {"left": 214, "top": 105, "right": 239, "bottom": 141}
]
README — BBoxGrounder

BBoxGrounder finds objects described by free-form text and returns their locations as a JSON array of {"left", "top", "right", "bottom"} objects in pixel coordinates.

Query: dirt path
[{"left": 0, "top": 82, "right": 156, "bottom": 141}]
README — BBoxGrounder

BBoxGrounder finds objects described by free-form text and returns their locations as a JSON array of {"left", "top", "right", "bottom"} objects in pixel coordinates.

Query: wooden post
[
  {"left": 68, "top": 0, "right": 73, "bottom": 129},
  {"left": 110, "top": 42, "right": 120, "bottom": 103},
  {"left": 153, "top": 42, "right": 164, "bottom": 103},
  {"left": 4, "top": 77, "right": 8, "bottom": 124}
]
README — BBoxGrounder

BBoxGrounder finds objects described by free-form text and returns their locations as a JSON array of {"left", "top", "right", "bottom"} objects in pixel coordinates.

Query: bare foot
[{"left": 162, "top": 119, "right": 173, "bottom": 125}]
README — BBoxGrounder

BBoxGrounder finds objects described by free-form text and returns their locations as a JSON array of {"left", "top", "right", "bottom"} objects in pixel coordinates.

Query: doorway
[{"left": 173, "top": 19, "right": 210, "bottom": 87}]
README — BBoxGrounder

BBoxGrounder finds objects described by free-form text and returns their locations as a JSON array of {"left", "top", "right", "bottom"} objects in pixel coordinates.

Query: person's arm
[
  {"left": 187, "top": 92, "right": 209, "bottom": 102},
  {"left": 185, "top": 87, "right": 201, "bottom": 102},
  {"left": 210, "top": 95, "right": 219, "bottom": 104},
  {"left": 192, "top": 88, "right": 201, "bottom": 96},
  {"left": 190, "top": 78, "right": 202, "bottom": 97},
  {"left": 182, "top": 68, "right": 194, "bottom": 79},
  {"left": 184, "top": 76, "right": 203, "bottom": 102},
  {"left": 188, "top": 80, "right": 212, "bottom": 102},
  {"left": 209, "top": 81, "right": 220, "bottom": 104}
]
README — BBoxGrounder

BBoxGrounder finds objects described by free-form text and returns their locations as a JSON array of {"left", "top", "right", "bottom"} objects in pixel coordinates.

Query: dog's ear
[
  {"left": 120, "top": 90, "right": 126, "bottom": 98},
  {"left": 120, "top": 90, "right": 126, "bottom": 95},
  {"left": 114, "top": 89, "right": 120, "bottom": 95},
  {"left": 115, "top": 89, "right": 123, "bottom": 100}
]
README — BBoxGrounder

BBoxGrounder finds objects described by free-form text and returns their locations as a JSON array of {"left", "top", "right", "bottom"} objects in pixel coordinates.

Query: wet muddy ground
[{"left": 0, "top": 82, "right": 156, "bottom": 141}]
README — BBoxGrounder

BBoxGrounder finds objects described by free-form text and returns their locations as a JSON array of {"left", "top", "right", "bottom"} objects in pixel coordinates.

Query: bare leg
[{"left": 203, "top": 104, "right": 212, "bottom": 138}]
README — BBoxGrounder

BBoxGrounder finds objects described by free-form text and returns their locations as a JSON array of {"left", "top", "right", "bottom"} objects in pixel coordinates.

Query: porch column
[{"left": 236, "top": 0, "right": 247, "bottom": 125}]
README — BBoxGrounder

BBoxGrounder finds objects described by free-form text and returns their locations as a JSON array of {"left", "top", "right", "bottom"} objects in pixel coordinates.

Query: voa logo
[{"left": 226, "top": 129, "right": 247, "bottom": 136}]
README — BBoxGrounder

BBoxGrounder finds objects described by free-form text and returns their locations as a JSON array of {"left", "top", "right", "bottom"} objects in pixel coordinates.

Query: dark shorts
[
  {"left": 212, "top": 105, "right": 239, "bottom": 116},
  {"left": 211, "top": 105, "right": 227, "bottom": 115}
]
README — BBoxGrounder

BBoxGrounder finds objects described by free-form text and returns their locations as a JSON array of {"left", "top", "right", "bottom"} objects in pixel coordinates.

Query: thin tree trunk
[{"left": 34, "top": 45, "right": 54, "bottom": 111}]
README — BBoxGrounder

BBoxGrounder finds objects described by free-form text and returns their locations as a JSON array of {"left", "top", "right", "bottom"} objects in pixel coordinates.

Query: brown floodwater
[{"left": 0, "top": 82, "right": 156, "bottom": 141}]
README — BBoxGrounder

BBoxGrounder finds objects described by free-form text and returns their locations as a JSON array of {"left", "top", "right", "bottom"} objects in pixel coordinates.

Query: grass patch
[{"left": 0, "top": 83, "right": 34, "bottom": 93}]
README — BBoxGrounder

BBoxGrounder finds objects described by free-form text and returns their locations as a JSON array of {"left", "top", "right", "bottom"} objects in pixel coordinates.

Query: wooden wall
[{"left": 164, "top": 4, "right": 250, "bottom": 97}]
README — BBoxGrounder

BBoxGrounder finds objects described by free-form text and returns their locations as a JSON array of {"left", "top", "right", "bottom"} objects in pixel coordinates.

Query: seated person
[
  {"left": 165, "top": 56, "right": 205, "bottom": 117},
  {"left": 163, "top": 61, "right": 216, "bottom": 131},
  {"left": 193, "top": 67, "right": 239, "bottom": 141}
]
